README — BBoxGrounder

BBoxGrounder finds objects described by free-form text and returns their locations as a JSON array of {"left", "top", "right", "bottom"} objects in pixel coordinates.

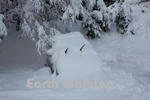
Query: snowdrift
[{"left": 47, "top": 32, "right": 102, "bottom": 80}]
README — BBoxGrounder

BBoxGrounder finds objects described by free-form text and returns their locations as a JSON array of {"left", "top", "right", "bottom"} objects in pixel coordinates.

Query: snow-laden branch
[{"left": 0, "top": 14, "right": 7, "bottom": 42}]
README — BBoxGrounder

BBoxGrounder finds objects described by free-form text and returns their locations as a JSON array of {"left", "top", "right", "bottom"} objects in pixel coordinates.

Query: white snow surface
[
  {"left": 47, "top": 32, "right": 102, "bottom": 80},
  {"left": 1, "top": 29, "right": 150, "bottom": 100},
  {"left": 0, "top": 1, "right": 150, "bottom": 100}
]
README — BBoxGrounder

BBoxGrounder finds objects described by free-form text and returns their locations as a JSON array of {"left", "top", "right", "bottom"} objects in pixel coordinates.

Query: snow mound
[{"left": 48, "top": 32, "right": 102, "bottom": 80}]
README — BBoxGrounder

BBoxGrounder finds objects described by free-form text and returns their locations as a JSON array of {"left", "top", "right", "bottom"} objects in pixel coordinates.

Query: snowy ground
[
  {"left": 0, "top": 30, "right": 124, "bottom": 100},
  {"left": 90, "top": 2, "right": 150, "bottom": 99},
  {"left": 0, "top": 1, "right": 150, "bottom": 100},
  {"left": 0, "top": 30, "right": 139, "bottom": 100},
  {"left": 0, "top": 28, "right": 46, "bottom": 91}
]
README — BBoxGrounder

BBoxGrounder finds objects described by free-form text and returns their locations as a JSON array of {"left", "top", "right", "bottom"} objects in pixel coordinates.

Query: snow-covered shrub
[
  {"left": 100, "top": 10, "right": 113, "bottom": 32},
  {"left": 115, "top": 1, "right": 132, "bottom": 34},
  {"left": 0, "top": 14, "right": 7, "bottom": 42},
  {"left": 22, "top": 14, "right": 60, "bottom": 55},
  {"left": 82, "top": 10, "right": 112, "bottom": 38},
  {"left": 0, "top": 0, "right": 22, "bottom": 31},
  {"left": 21, "top": 2, "right": 61, "bottom": 74},
  {"left": 81, "top": 0, "right": 106, "bottom": 11},
  {"left": 46, "top": 0, "right": 67, "bottom": 20},
  {"left": 82, "top": 11, "right": 102, "bottom": 38},
  {"left": 62, "top": 0, "right": 84, "bottom": 23},
  {"left": 21, "top": 19, "right": 35, "bottom": 40},
  {"left": 36, "top": 22, "right": 53, "bottom": 55},
  {"left": 6, "top": 10, "right": 22, "bottom": 31},
  {"left": 62, "top": 5, "right": 75, "bottom": 24},
  {"left": 92, "top": 0, "right": 107, "bottom": 11},
  {"left": 46, "top": 45, "right": 60, "bottom": 75},
  {"left": 0, "top": 0, "right": 19, "bottom": 13},
  {"left": 62, "top": 0, "right": 107, "bottom": 22},
  {"left": 21, "top": 10, "right": 37, "bottom": 40},
  {"left": 36, "top": 23, "right": 60, "bottom": 55},
  {"left": 69, "top": 0, "right": 113, "bottom": 39},
  {"left": 21, "top": 0, "right": 60, "bottom": 54}
]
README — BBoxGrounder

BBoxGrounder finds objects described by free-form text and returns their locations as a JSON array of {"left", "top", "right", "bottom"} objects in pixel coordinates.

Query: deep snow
[
  {"left": 0, "top": 28, "right": 45, "bottom": 90},
  {"left": 0, "top": 1, "right": 150, "bottom": 100},
  {"left": 48, "top": 32, "right": 102, "bottom": 80}
]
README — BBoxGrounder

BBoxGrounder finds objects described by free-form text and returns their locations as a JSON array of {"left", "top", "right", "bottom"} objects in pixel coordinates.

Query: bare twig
[
  {"left": 65, "top": 48, "right": 69, "bottom": 54},
  {"left": 80, "top": 44, "right": 85, "bottom": 52}
]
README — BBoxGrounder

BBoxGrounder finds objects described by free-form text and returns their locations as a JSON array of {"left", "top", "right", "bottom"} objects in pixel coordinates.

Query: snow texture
[
  {"left": 0, "top": 0, "right": 150, "bottom": 100},
  {"left": 47, "top": 32, "right": 102, "bottom": 80}
]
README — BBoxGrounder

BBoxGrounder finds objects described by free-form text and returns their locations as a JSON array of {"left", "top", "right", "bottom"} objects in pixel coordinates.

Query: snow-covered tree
[
  {"left": 82, "top": 11, "right": 103, "bottom": 38},
  {"left": 82, "top": 0, "right": 113, "bottom": 38},
  {"left": 0, "top": 0, "right": 133, "bottom": 74},
  {"left": 36, "top": 22, "right": 60, "bottom": 55},
  {"left": 62, "top": 0, "right": 84, "bottom": 24},
  {"left": 115, "top": 1, "right": 132, "bottom": 34},
  {"left": 47, "top": 0, "right": 67, "bottom": 20},
  {"left": 0, "top": 0, "right": 25, "bottom": 32},
  {"left": 0, "top": 14, "right": 7, "bottom": 42},
  {"left": 82, "top": 0, "right": 132, "bottom": 38}
]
